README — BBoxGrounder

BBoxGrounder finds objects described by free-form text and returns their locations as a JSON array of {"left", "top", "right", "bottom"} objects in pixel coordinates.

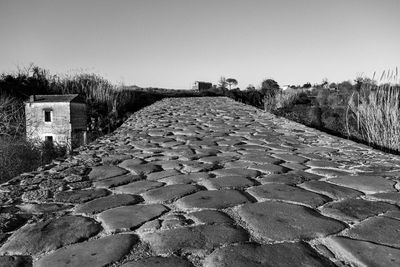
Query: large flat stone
[
  {"left": 328, "top": 175, "right": 396, "bottom": 194},
  {"left": 366, "top": 192, "right": 400, "bottom": 205},
  {"left": 160, "top": 173, "right": 210, "bottom": 185},
  {"left": 146, "top": 170, "right": 182, "bottom": 181},
  {"left": 119, "top": 161, "right": 162, "bottom": 175},
  {"left": 98, "top": 204, "right": 168, "bottom": 233},
  {"left": 246, "top": 184, "right": 330, "bottom": 207},
  {"left": 236, "top": 201, "right": 345, "bottom": 242},
  {"left": 142, "top": 184, "right": 198, "bottom": 203},
  {"left": 320, "top": 199, "right": 398, "bottom": 222},
  {"left": 240, "top": 154, "right": 283, "bottom": 164},
  {"left": 187, "top": 210, "right": 233, "bottom": 224},
  {"left": 344, "top": 216, "right": 400, "bottom": 248},
  {"left": 272, "top": 154, "right": 308, "bottom": 163},
  {"left": 248, "top": 164, "right": 289, "bottom": 174},
  {"left": 310, "top": 168, "right": 351, "bottom": 177},
  {"left": 74, "top": 194, "right": 141, "bottom": 214},
  {"left": 322, "top": 236, "right": 400, "bottom": 267},
  {"left": 54, "top": 188, "right": 110, "bottom": 203},
  {"left": 141, "top": 224, "right": 248, "bottom": 254},
  {"left": 200, "top": 176, "right": 255, "bottom": 190},
  {"left": 204, "top": 242, "right": 334, "bottom": 267},
  {"left": 299, "top": 180, "right": 363, "bottom": 200},
  {"left": 175, "top": 190, "right": 250, "bottom": 210},
  {"left": 120, "top": 256, "right": 194, "bottom": 267},
  {"left": 35, "top": 234, "right": 138, "bottom": 267},
  {"left": 0, "top": 216, "right": 101, "bottom": 255},
  {"left": 211, "top": 168, "right": 260, "bottom": 178},
  {"left": 113, "top": 180, "right": 164, "bottom": 194},
  {"left": 259, "top": 173, "right": 308, "bottom": 185},
  {"left": 88, "top": 165, "right": 128, "bottom": 181},
  {"left": 93, "top": 174, "right": 142, "bottom": 188}
]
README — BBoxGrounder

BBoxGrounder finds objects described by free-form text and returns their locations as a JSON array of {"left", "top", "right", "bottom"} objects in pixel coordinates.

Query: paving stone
[
  {"left": 118, "top": 158, "right": 146, "bottom": 168},
  {"left": 344, "top": 216, "right": 400, "bottom": 248},
  {"left": 309, "top": 168, "right": 351, "bottom": 177},
  {"left": 146, "top": 170, "right": 182, "bottom": 181},
  {"left": 21, "top": 189, "right": 51, "bottom": 202},
  {"left": 175, "top": 190, "right": 250, "bottom": 210},
  {"left": 212, "top": 168, "right": 260, "bottom": 178},
  {"left": 247, "top": 183, "right": 330, "bottom": 207},
  {"left": 321, "top": 236, "right": 400, "bottom": 267},
  {"left": 142, "top": 184, "right": 199, "bottom": 203},
  {"left": 236, "top": 201, "right": 345, "bottom": 242},
  {"left": 93, "top": 174, "right": 142, "bottom": 188},
  {"left": 121, "top": 256, "right": 194, "bottom": 267},
  {"left": 204, "top": 242, "right": 334, "bottom": 267},
  {"left": 248, "top": 164, "right": 289, "bottom": 174},
  {"left": 280, "top": 162, "right": 308, "bottom": 171},
  {"left": 200, "top": 176, "right": 255, "bottom": 190},
  {"left": 98, "top": 204, "right": 168, "bottom": 233},
  {"left": 181, "top": 161, "right": 215, "bottom": 172},
  {"left": 321, "top": 199, "right": 398, "bottom": 222},
  {"left": 113, "top": 180, "right": 164, "bottom": 194},
  {"left": 54, "top": 188, "right": 110, "bottom": 203},
  {"left": 119, "top": 161, "right": 162, "bottom": 175},
  {"left": 88, "top": 165, "right": 128, "bottom": 181},
  {"left": 366, "top": 192, "right": 400, "bottom": 205},
  {"left": 67, "top": 181, "right": 92, "bottom": 190},
  {"left": 240, "top": 154, "right": 283, "bottom": 164},
  {"left": 35, "top": 234, "right": 138, "bottom": 267},
  {"left": 151, "top": 160, "right": 182, "bottom": 170},
  {"left": 384, "top": 210, "right": 400, "bottom": 220},
  {"left": 101, "top": 154, "right": 132, "bottom": 165},
  {"left": 259, "top": 173, "right": 308, "bottom": 185},
  {"left": 0, "top": 216, "right": 101, "bottom": 255},
  {"left": 17, "top": 203, "right": 73, "bottom": 214},
  {"left": 187, "top": 210, "right": 233, "bottom": 224},
  {"left": 198, "top": 156, "right": 236, "bottom": 164},
  {"left": 305, "top": 160, "right": 340, "bottom": 168},
  {"left": 74, "top": 194, "right": 141, "bottom": 214},
  {"left": 141, "top": 224, "right": 248, "bottom": 254},
  {"left": 272, "top": 154, "right": 308, "bottom": 163},
  {"left": 329, "top": 175, "right": 396, "bottom": 194},
  {"left": 0, "top": 255, "right": 32, "bottom": 267},
  {"left": 299, "top": 181, "right": 363, "bottom": 200}
]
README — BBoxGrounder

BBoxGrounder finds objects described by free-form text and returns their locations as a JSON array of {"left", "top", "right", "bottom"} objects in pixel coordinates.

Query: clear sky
[{"left": 0, "top": 0, "right": 399, "bottom": 89}]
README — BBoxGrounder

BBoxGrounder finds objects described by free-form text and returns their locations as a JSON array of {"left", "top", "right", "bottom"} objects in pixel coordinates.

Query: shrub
[{"left": 347, "top": 71, "right": 400, "bottom": 151}]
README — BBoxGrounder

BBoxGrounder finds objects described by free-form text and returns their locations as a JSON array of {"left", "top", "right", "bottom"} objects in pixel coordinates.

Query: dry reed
[{"left": 347, "top": 68, "right": 400, "bottom": 151}]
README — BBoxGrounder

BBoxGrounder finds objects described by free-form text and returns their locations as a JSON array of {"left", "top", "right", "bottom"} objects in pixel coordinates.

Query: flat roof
[{"left": 27, "top": 94, "right": 84, "bottom": 103}]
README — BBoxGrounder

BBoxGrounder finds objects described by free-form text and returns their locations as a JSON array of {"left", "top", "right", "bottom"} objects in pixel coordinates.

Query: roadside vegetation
[
  {"left": 210, "top": 72, "right": 400, "bottom": 154},
  {"left": 1, "top": 65, "right": 399, "bottom": 182},
  {"left": 0, "top": 65, "right": 202, "bottom": 182}
]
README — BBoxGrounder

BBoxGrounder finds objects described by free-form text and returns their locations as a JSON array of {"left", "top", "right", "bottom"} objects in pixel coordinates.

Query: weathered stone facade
[
  {"left": 25, "top": 94, "right": 87, "bottom": 149},
  {"left": 2, "top": 97, "right": 400, "bottom": 266}
]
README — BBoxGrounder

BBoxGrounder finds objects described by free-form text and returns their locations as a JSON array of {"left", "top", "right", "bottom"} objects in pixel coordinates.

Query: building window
[
  {"left": 44, "top": 110, "right": 52, "bottom": 122},
  {"left": 45, "top": 136, "right": 53, "bottom": 143}
]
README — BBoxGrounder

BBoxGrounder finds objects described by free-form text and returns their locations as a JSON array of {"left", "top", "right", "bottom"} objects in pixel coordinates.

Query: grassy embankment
[{"left": 0, "top": 65, "right": 205, "bottom": 182}]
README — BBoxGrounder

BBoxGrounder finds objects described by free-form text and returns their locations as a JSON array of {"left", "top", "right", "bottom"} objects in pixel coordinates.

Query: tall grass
[
  {"left": 347, "top": 69, "right": 400, "bottom": 151},
  {"left": 274, "top": 88, "right": 310, "bottom": 109}
]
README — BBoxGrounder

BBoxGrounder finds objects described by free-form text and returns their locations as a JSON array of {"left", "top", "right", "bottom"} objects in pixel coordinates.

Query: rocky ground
[{"left": 1, "top": 97, "right": 400, "bottom": 267}]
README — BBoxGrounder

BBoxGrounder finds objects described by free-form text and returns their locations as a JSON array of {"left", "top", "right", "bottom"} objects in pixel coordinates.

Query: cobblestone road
[{"left": 2, "top": 97, "right": 400, "bottom": 266}]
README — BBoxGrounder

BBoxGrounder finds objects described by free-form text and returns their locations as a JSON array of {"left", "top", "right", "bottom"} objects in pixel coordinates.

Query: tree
[
  {"left": 226, "top": 78, "right": 238, "bottom": 90},
  {"left": 246, "top": 84, "right": 256, "bottom": 91},
  {"left": 218, "top": 76, "right": 227, "bottom": 89},
  {"left": 260, "top": 79, "right": 280, "bottom": 97},
  {"left": 303, "top": 82, "right": 312, "bottom": 88},
  {"left": 260, "top": 79, "right": 280, "bottom": 111}
]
